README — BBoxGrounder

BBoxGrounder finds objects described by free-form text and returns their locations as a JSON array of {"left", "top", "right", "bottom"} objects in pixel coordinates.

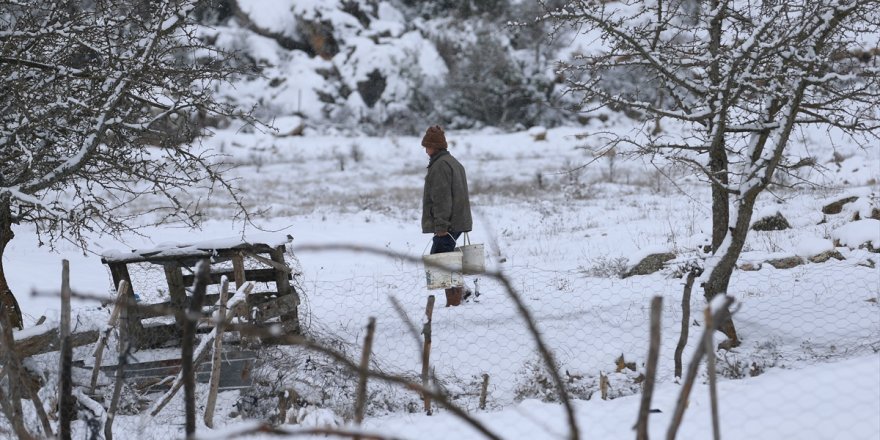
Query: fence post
[
  {"left": 636, "top": 296, "right": 663, "bottom": 440},
  {"left": 59, "top": 259, "right": 73, "bottom": 440},
  {"left": 183, "top": 260, "right": 210, "bottom": 437},
  {"left": 704, "top": 307, "right": 721, "bottom": 440},
  {"left": 666, "top": 296, "right": 734, "bottom": 440},
  {"left": 479, "top": 373, "right": 490, "bottom": 410},
  {"left": 674, "top": 270, "right": 698, "bottom": 378},
  {"left": 105, "top": 280, "right": 132, "bottom": 440},
  {"left": 421, "top": 295, "right": 435, "bottom": 415},
  {"left": 204, "top": 277, "right": 230, "bottom": 428},
  {"left": 354, "top": 317, "right": 377, "bottom": 432}
]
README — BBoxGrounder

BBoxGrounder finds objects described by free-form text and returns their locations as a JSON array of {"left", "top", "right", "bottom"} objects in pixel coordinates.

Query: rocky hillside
[{"left": 195, "top": 0, "right": 573, "bottom": 134}]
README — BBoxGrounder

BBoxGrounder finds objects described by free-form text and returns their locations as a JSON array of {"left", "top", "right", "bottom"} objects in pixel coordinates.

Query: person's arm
[{"left": 429, "top": 162, "right": 454, "bottom": 235}]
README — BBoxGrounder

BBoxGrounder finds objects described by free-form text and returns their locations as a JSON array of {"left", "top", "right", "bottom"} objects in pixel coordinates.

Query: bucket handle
[{"left": 423, "top": 234, "right": 466, "bottom": 256}]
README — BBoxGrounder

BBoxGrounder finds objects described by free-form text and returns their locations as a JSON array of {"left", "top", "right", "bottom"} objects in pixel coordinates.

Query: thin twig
[{"left": 354, "top": 317, "right": 377, "bottom": 428}]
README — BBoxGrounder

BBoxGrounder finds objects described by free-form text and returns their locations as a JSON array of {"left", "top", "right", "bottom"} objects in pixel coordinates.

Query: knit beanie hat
[{"left": 421, "top": 125, "right": 448, "bottom": 149}]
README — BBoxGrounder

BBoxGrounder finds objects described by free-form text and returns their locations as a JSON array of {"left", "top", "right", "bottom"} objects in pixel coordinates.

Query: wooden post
[
  {"left": 204, "top": 277, "right": 229, "bottom": 428},
  {"left": 183, "top": 259, "right": 210, "bottom": 437},
  {"left": 105, "top": 279, "right": 132, "bottom": 440},
  {"left": 108, "top": 262, "right": 143, "bottom": 345},
  {"left": 59, "top": 259, "right": 73, "bottom": 440},
  {"left": 269, "top": 246, "right": 299, "bottom": 334},
  {"left": 354, "top": 317, "right": 377, "bottom": 429},
  {"left": 704, "top": 307, "right": 721, "bottom": 440},
  {"left": 674, "top": 270, "right": 697, "bottom": 379},
  {"left": 164, "top": 262, "right": 188, "bottom": 331},
  {"left": 635, "top": 296, "right": 663, "bottom": 440},
  {"left": 231, "top": 252, "right": 252, "bottom": 346},
  {"left": 666, "top": 296, "right": 734, "bottom": 440},
  {"left": 421, "top": 295, "right": 435, "bottom": 415},
  {"left": 479, "top": 373, "right": 490, "bottom": 410},
  {"left": 232, "top": 252, "right": 246, "bottom": 289},
  {"left": 89, "top": 282, "right": 126, "bottom": 394}
]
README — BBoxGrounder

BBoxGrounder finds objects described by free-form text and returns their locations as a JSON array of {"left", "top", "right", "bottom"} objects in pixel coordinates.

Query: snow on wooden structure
[{"left": 100, "top": 233, "right": 301, "bottom": 349}]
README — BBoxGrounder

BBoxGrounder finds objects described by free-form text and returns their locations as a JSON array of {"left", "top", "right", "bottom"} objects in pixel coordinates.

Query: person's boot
[{"left": 445, "top": 287, "right": 463, "bottom": 307}]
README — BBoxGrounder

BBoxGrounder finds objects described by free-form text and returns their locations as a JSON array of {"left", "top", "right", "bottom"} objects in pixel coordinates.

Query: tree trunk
[{"left": 0, "top": 201, "right": 23, "bottom": 330}]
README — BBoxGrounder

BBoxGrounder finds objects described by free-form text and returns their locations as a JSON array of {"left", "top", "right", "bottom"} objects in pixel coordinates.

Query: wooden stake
[
  {"left": 89, "top": 282, "right": 126, "bottom": 394},
  {"left": 204, "top": 277, "right": 230, "bottom": 428},
  {"left": 106, "top": 280, "right": 133, "bottom": 440},
  {"left": 183, "top": 260, "right": 210, "bottom": 437},
  {"left": 666, "top": 296, "right": 734, "bottom": 440},
  {"left": 674, "top": 270, "right": 697, "bottom": 379},
  {"left": 59, "top": 259, "right": 73, "bottom": 440},
  {"left": 421, "top": 295, "right": 435, "bottom": 415},
  {"left": 479, "top": 373, "right": 490, "bottom": 410},
  {"left": 232, "top": 252, "right": 246, "bottom": 289},
  {"left": 354, "top": 317, "right": 377, "bottom": 429},
  {"left": 635, "top": 296, "right": 663, "bottom": 440},
  {"left": 704, "top": 307, "right": 721, "bottom": 440}
]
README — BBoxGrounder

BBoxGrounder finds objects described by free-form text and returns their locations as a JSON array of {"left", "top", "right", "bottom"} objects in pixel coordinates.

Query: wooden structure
[{"left": 100, "top": 235, "right": 300, "bottom": 349}]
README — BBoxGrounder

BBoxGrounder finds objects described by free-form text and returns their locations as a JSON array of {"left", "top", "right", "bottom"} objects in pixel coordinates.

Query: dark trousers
[{"left": 430, "top": 231, "right": 461, "bottom": 254}]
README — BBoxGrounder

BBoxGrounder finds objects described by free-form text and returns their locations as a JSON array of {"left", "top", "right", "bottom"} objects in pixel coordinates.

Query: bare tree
[
  {"left": 546, "top": 0, "right": 880, "bottom": 345},
  {"left": 0, "top": 0, "right": 258, "bottom": 328}
]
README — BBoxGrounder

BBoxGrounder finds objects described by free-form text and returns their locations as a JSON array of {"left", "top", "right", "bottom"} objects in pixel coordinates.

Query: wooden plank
[
  {"left": 135, "top": 291, "right": 282, "bottom": 319},
  {"left": 81, "top": 350, "right": 256, "bottom": 393},
  {"left": 270, "top": 245, "right": 299, "bottom": 334},
  {"left": 163, "top": 263, "right": 187, "bottom": 331},
  {"left": 246, "top": 250, "right": 292, "bottom": 274},
  {"left": 181, "top": 268, "right": 291, "bottom": 286},
  {"left": 14, "top": 326, "right": 100, "bottom": 359},
  {"left": 232, "top": 253, "right": 246, "bottom": 290},
  {"left": 108, "top": 263, "right": 144, "bottom": 341}
]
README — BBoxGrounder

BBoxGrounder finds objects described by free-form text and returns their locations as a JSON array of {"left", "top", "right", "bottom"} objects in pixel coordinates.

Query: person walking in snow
[{"left": 421, "top": 125, "right": 473, "bottom": 307}]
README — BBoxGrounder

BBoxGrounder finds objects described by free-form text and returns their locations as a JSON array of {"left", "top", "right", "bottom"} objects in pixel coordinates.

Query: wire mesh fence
[
  {"left": 273, "top": 245, "right": 880, "bottom": 439},
  {"left": 1, "top": 240, "right": 877, "bottom": 439}
]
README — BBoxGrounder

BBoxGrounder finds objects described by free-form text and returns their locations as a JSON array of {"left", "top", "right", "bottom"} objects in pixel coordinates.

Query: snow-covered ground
[{"left": 6, "top": 120, "right": 879, "bottom": 439}]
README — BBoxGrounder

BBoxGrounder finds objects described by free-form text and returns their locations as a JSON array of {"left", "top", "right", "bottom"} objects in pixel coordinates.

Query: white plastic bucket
[
  {"left": 458, "top": 232, "right": 485, "bottom": 275},
  {"left": 423, "top": 250, "right": 463, "bottom": 290},
  {"left": 459, "top": 243, "right": 485, "bottom": 274}
]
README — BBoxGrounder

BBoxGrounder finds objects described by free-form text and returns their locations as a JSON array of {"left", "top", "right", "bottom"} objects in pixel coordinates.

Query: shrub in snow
[
  {"left": 716, "top": 341, "right": 781, "bottom": 379},
  {"left": 513, "top": 356, "right": 596, "bottom": 402},
  {"left": 580, "top": 256, "right": 629, "bottom": 279}
]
